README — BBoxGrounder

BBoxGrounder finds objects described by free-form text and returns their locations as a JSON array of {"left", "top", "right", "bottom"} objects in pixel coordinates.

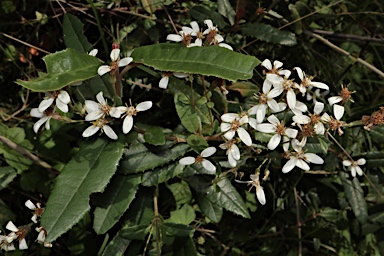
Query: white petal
[
  {"left": 255, "top": 105, "right": 267, "bottom": 123},
  {"left": 256, "top": 186, "right": 266, "bottom": 205},
  {"left": 103, "top": 125, "right": 118, "bottom": 140},
  {"left": 267, "top": 114, "right": 280, "bottom": 125},
  {"left": 278, "top": 69, "right": 291, "bottom": 78},
  {"left": 190, "top": 39, "right": 202, "bottom": 47},
  {"left": 201, "top": 147, "right": 216, "bottom": 157},
  {"left": 33, "top": 117, "right": 49, "bottom": 133},
  {"left": 311, "top": 81, "right": 329, "bottom": 90},
  {"left": 266, "top": 74, "right": 284, "bottom": 85},
  {"left": 357, "top": 158, "right": 366, "bottom": 165},
  {"left": 296, "top": 159, "right": 310, "bottom": 171},
  {"left": 38, "top": 98, "right": 54, "bottom": 112},
  {"left": 314, "top": 102, "right": 324, "bottom": 114},
  {"left": 96, "top": 91, "right": 106, "bottom": 105},
  {"left": 350, "top": 167, "right": 356, "bottom": 177},
  {"left": 256, "top": 123, "right": 275, "bottom": 133},
  {"left": 123, "top": 115, "right": 134, "bottom": 134},
  {"left": 220, "top": 122, "right": 231, "bottom": 132},
  {"left": 292, "top": 115, "right": 310, "bottom": 124},
  {"left": 224, "top": 130, "right": 236, "bottom": 140},
  {"left": 204, "top": 19, "right": 213, "bottom": 29},
  {"left": 110, "top": 49, "right": 120, "bottom": 61},
  {"left": 36, "top": 230, "right": 45, "bottom": 243},
  {"left": 273, "top": 60, "right": 283, "bottom": 69},
  {"left": 218, "top": 43, "right": 233, "bottom": 50},
  {"left": 44, "top": 117, "right": 51, "bottom": 130},
  {"left": 262, "top": 79, "right": 272, "bottom": 94},
  {"left": 166, "top": 34, "right": 183, "bottom": 42},
  {"left": 25, "top": 200, "right": 36, "bottom": 210},
  {"left": 119, "top": 57, "right": 133, "bottom": 67},
  {"left": 282, "top": 136, "right": 290, "bottom": 152},
  {"left": 110, "top": 106, "right": 127, "bottom": 118},
  {"left": 267, "top": 134, "right": 281, "bottom": 150},
  {"left": 173, "top": 72, "right": 189, "bottom": 78},
  {"left": 6, "top": 221, "right": 18, "bottom": 232},
  {"left": 221, "top": 113, "right": 238, "bottom": 122},
  {"left": 88, "top": 49, "right": 98, "bottom": 56},
  {"left": 261, "top": 59, "right": 272, "bottom": 70},
  {"left": 31, "top": 214, "right": 38, "bottom": 223},
  {"left": 229, "top": 144, "right": 240, "bottom": 160},
  {"left": 333, "top": 104, "right": 345, "bottom": 120},
  {"left": 295, "top": 100, "right": 308, "bottom": 113},
  {"left": 285, "top": 128, "right": 298, "bottom": 138},
  {"left": 85, "top": 111, "right": 103, "bottom": 121},
  {"left": 228, "top": 152, "right": 237, "bottom": 167},
  {"left": 342, "top": 160, "right": 352, "bottom": 167},
  {"left": 19, "top": 238, "right": 28, "bottom": 250},
  {"left": 190, "top": 21, "right": 200, "bottom": 32},
  {"left": 354, "top": 166, "right": 363, "bottom": 176},
  {"left": 202, "top": 159, "right": 216, "bottom": 173},
  {"left": 305, "top": 153, "right": 324, "bottom": 164},
  {"left": 321, "top": 113, "right": 331, "bottom": 123},
  {"left": 82, "top": 125, "right": 100, "bottom": 137},
  {"left": 239, "top": 115, "right": 249, "bottom": 125},
  {"left": 237, "top": 127, "right": 252, "bottom": 146},
  {"left": 282, "top": 158, "right": 297, "bottom": 173},
  {"left": 328, "top": 96, "right": 342, "bottom": 106},
  {"left": 98, "top": 65, "right": 111, "bottom": 76},
  {"left": 159, "top": 76, "right": 169, "bottom": 89},
  {"left": 30, "top": 108, "right": 44, "bottom": 118},
  {"left": 182, "top": 26, "right": 194, "bottom": 35},
  {"left": 268, "top": 87, "right": 283, "bottom": 98},
  {"left": 56, "top": 98, "right": 69, "bottom": 113},
  {"left": 294, "top": 67, "right": 304, "bottom": 81},
  {"left": 287, "top": 90, "right": 296, "bottom": 109},
  {"left": 272, "top": 102, "right": 287, "bottom": 113},
  {"left": 58, "top": 90, "right": 71, "bottom": 104},
  {"left": 314, "top": 122, "right": 325, "bottom": 135},
  {"left": 136, "top": 101, "right": 152, "bottom": 112},
  {"left": 85, "top": 100, "right": 100, "bottom": 113},
  {"left": 179, "top": 156, "right": 195, "bottom": 165},
  {"left": 248, "top": 117, "right": 258, "bottom": 130}
]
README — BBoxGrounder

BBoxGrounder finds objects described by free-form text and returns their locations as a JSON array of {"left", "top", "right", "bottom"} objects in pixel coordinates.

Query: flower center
[
  {"left": 340, "top": 87, "right": 352, "bottom": 102},
  {"left": 230, "top": 119, "right": 240, "bottom": 131},
  {"left": 301, "top": 123, "right": 314, "bottom": 137},
  {"left": 276, "top": 122, "right": 285, "bottom": 135},
  {"left": 258, "top": 93, "right": 268, "bottom": 105},
  {"left": 328, "top": 117, "right": 344, "bottom": 135},
  {"left": 182, "top": 34, "right": 192, "bottom": 46},
  {"left": 310, "top": 114, "right": 321, "bottom": 124},
  {"left": 206, "top": 30, "right": 217, "bottom": 45},
  {"left": 195, "top": 155, "right": 204, "bottom": 163},
  {"left": 126, "top": 106, "right": 138, "bottom": 116},
  {"left": 282, "top": 79, "right": 294, "bottom": 91}
]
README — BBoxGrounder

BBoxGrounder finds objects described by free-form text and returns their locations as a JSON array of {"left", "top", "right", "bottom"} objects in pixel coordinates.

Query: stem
[
  {"left": 293, "top": 186, "right": 302, "bottom": 256},
  {"left": 326, "top": 131, "right": 354, "bottom": 162},
  {"left": 153, "top": 186, "right": 161, "bottom": 256}
]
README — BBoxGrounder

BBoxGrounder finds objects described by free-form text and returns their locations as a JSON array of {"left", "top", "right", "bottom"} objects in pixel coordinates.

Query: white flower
[
  {"left": 5, "top": 221, "right": 28, "bottom": 250},
  {"left": 321, "top": 104, "right": 345, "bottom": 135},
  {"left": 343, "top": 158, "right": 366, "bottom": 177},
  {"left": 282, "top": 139, "right": 324, "bottom": 173},
  {"left": 219, "top": 139, "right": 240, "bottom": 167},
  {"left": 118, "top": 101, "right": 153, "bottom": 134},
  {"left": 84, "top": 91, "right": 112, "bottom": 121},
  {"left": 179, "top": 147, "right": 217, "bottom": 173},
  {"left": 30, "top": 107, "right": 55, "bottom": 133},
  {"left": 159, "top": 72, "right": 189, "bottom": 89},
  {"left": 25, "top": 200, "right": 44, "bottom": 223},
  {"left": 249, "top": 79, "right": 283, "bottom": 122},
  {"left": 291, "top": 100, "right": 308, "bottom": 116},
  {"left": 266, "top": 73, "right": 298, "bottom": 110},
  {"left": 293, "top": 67, "right": 329, "bottom": 96},
  {"left": 203, "top": 19, "right": 225, "bottom": 45},
  {"left": 257, "top": 115, "right": 298, "bottom": 150},
  {"left": 235, "top": 174, "right": 266, "bottom": 205},
  {"left": 167, "top": 22, "right": 203, "bottom": 47},
  {"left": 0, "top": 232, "right": 15, "bottom": 251},
  {"left": 261, "top": 59, "right": 290, "bottom": 78},
  {"left": 98, "top": 49, "right": 133, "bottom": 76},
  {"left": 38, "top": 90, "right": 71, "bottom": 113},
  {"left": 220, "top": 113, "right": 252, "bottom": 146},
  {"left": 292, "top": 102, "right": 326, "bottom": 135},
  {"left": 82, "top": 118, "right": 118, "bottom": 140},
  {"left": 35, "top": 227, "right": 52, "bottom": 247}
]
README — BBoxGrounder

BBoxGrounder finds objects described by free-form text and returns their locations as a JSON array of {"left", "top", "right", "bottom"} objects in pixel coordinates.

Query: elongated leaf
[
  {"left": 120, "top": 141, "right": 190, "bottom": 174},
  {"left": 362, "top": 209, "right": 384, "bottom": 235},
  {"left": 63, "top": 13, "right": 93, "bottom": 52},
  {"left": 362, "top": 151, "right": 384, "bottom": 168},
  {"left": 131, "top": 44, "right": 260, "bottom": 81},
  {"left": 16, "top": 48, "right": 101, "bottom": 92},
  {"left": 120, "top": 224, "right": 151, "bottom": 240},
  {"left": 142, "top": 162, "right": 184, "bottom": 186},
  {"left": 190, "top": 5, "right": 229, "bottom": 29},
  {"left": 174, "top": 94, "right": 200, "bottom": 133},
  {"left": 240, "top": 23, "right": 297, "bottom": 46},
  {"left": 228, "top": 81, "right": 260, "bottom": 97},
  {"left": 41, "top": 138, "right": 125, "bottom": 242},
  {"left": 167, "top": 181, "right": 192, "bottom": 207},
  {"left": 163, "top": 223, "right": 194, "bottom": 237},
  {"left": 93, "top": 174, "right": 142, "bottom": 234},
  {"left": 218, "top": 0, "right": 235, "bottom": 26},
  {"left": 340, "top": 172, "right": 368, "bottom": 224},
  {"left": 0, "top": 167, "right": 16, "bottom": 191},
  {"left": 173, "top": 237, "right": 198, "bottom": 256}
]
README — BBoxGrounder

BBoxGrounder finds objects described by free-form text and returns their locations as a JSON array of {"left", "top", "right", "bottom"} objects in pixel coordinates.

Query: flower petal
[
  {"left": 224, "top": 130, "right": 236, "bottom": 140},
  {"left": 202, "top": 159, "right": 216, "bottom": 173},
  {"left": 136, "top": 101, "right": 152, "bottom": 112},
  {"left": 294, "top": 67, "right": 304, "bottom": 81},
  {"left": 179, "top": 156, "right": 195, "bottom": 165},
  {"left": 218, "top": 43, "right": 233, "bottom": 50},
  {"left": 96, "top": 91, "right": 106, "bottom": 105},
  {"left": 82, "top": 125, "right": 100, "bottom": 137},
  {"left": 58, "top": 90, "right": 71, "bottom": 104},
  {"left": 287, "top": 89, "right": 296, "bottom": 109},
  {"left": 19, "top": 238, "right": 28, "bottom": 250},
  {"left": 85, "top": 111, "right": 103, "bottom": 121},
  {"left": 293, "top": 115, "right": 310, "bottom": 124},
  {"left": 123, "top": 115, "right": 134, "bottom": 134},
  {"left": 38, "top": 98, "right": 54, "bottom": 112},
  {"left": 221, "top": 113, "right": 238, "bottom": 122},
  {"left": 88, "top": 49, "right": 98, "bottom": 56},
  {"left": 228, "top": 152, "right": 237, "bottom": 167},
  {"left": 305, "top": 153, "right": 324, "bottom": 164},
  {"left": 285, "top": 128, "right": 298, "bottom": 138},
  {"left": 357, "top": 158, "right": 366, "bottom": 165},
  {"left": 33, "top": 117, "right": 49, "bottom": 133},
  {"left": 118, "top": 57, "right": 133, "bottom": 67},
  {"left": 328, "top": 96, "right": 342, "bottom": 106},
  {"left": 267, "top": 114, "right": 280, "bottom": 125},
  {"left": 267, "top": 133, "right": 281, "bottom": 150},
  {"left": 311, "top": 81, "right": 329, "bottom": 90},
  {"left": 354, "top": 166, "right": 363, "bottom": 176},
  {"left": 261, "top": 59, "right": 272, "bottom": 70},
  {"left": 110, "top": 49, "right": 120, "bottom": 61},
  {"left": 229, "top": 144, "right": 240, "bottom": 160},
  {"left": 56, "top": 98, "right": 69, "bottom": 113},
  {"left": 296, "top": 159, "right": 310, "bottom": 171},
  {"left": 103, "top": 125, "right": 118, "bottom": 140},
  {"left": 313, "top": 102, "right": 324, "bottom": 114},
  {"left": 190, "top": 21, "right": 200, "bottom": 33},
  {"left": 201, "top": 147, "right": 216, "bottom": 157},
  {"left": 98, "top": 65, "right": 111, "bottom": 76},
  {"left": 159, "top": 76, "right": 169, "bottom": 89},
  {"left": 166, "top": 34, "right": 183, "bottom": 42},
  {"left": 6, "top": 221, "right": 18, "bottom": 232},
  {"left": 237, "top": 127, "right": 252, "bottom": 146},
  {"left": 342, "top": 160, "right": 352, "bottom": 166},
  {"left": 25, "top": 200, "right": 36, "bottom": 210},
  {"left": 220, "top": 122, "right": 231, "bottom": 132},
  {"left": 110, "top": 106, "right": 127, "bottom": 118},
  {"left": 85, "top": 100, "right": 100, "bottom": 113},
  {"left": 256, "top": 186, "right": 266, "bottom": 205},
  {"left": 333, "top": 104, "right": 345, "bottom": 120},
  {"left": 282, "top": 158, "right": 297, "bottom": 173},
  {"left": 256, "top": 123, "right": 275, "bottom": 133},
  {"left": 30, "top": 108, "right": 44, "bottom": 118}
]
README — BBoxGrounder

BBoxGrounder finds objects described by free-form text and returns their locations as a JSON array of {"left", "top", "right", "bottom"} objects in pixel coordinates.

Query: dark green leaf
[
  {"left": 141, "top": 162, "right": 184, "bottom": 186},
  {"left": 190, "top": 5, "right": 229, "bottom": 29},
  {"left": 0, "top": 166, "right": 16, "bottom": 191},
  {"left": 165, "top": 204, "right": 196, "bottom": 225},
  {"left": 120, "top": 224, "right": 151, "bottom": 240},
  {"left": 167, "top": 181, "right": 192, "bottom": 207},
  {"left": 163, "top": 223, "right": 194, "bottom": 237},
  {"left": 120, "top": 141, "right": 190, "bottom": 174},
  {"left": 16, "top": 48, "right": 101, "bottom": 92},
  {"left": 240, "top": 23, "right": 297, "bottom": 46},
  {"left": 228, "top": 81, "right": 260, "bottom": 97},
  {"left": 304, "top": 137, "right": 330, "bottom": 154},
  {"left": 63, "top": 13, "right": 93, "bottom": 52},
  {"left": 218, "top": 0, "right": 235, "bottom": 26},
  {"left": 93, "top": 174, "right": 142, "bottom": 234},
  {"left": 144, "top": 126, "right": 166, "bottom": 145},
  {"left": 173, "top": 237, "right": 198, "bottom": 256},
  {"left": 368, "top": 126, "right": 384, "bottom": 145},
  {"left": 41, "top": 138, "right": 125, "bottom": 242},
  {"left": 131, "top": 44, "right": 260, "bottom": 81},
  {"left": 340, "top": 172, "right": 368, "bottom": 224},
  {"left": 362, "top": 151, "right": 384, "bottom": 168},
  {"left": 186, "top": 135, "right": 209, "bottom": 153}
]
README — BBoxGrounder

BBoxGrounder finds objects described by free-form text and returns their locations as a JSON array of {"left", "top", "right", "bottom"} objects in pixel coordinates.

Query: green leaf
[
  {"left": 41, "top": 138, "right": 125, "bottom": 242},
  {"left": 144, "top": 126, "right": 166, "bottom": 145},
  {"left": 340, "top": 172, "right": 368, "bottom": 224},
  {"left": 362, "top": 151, "right": 384, "bottom": 168},
  {"left": 362, "top": 209, "right": 384, "bottom": 235},
  {"left": 120, "top": 224, "right": 151, "bottom": 240},
  {"left": 228, "top": 81, "right": 260, "bottom": 97},
  {"left": 163, "top": 223, "right": 194, "bottom": 237},
  {"left": 172, "top": 237, "right": 198, "bottom": 256},
  {"left": 186, "top": 135, "right": 209, "bottom": 153},
  {"left": 165, "top": 204, "right": 196, "bottom": 225},
  {"left": 63, "top": 13, "right": 93, "bottom": 52},
  {"left": 240, "top": 23, "right": 297, "bottom": 46},
  {"left": 0, "top": 167, "right": 16, "bottom": 191},
  {"left": 207, "top": 178, "right": 250, "bottom": 219},
  {"left": 369, "top": 126, "right": 384, "bottom": 145},
  {"left": 120, "top": 141, "right": 190, "bottom": 174},
  {"left": 167, "top": 181, "right": 192, "bottom": 207},
  {"left": 93, "top": 174, "right": 142, "bottom": 234},
  {"left": 131, "top": 44, "right": 260, "bottom": 81},
  {"left": 218, "top": 0, "right": 235, "bottom": 26},
  {"left": 16, "top": 48, "right": 101, "bottom": 92},
  {"left": 190, "top": 5, "right": 229, "bottom": 29},
  {"left": 141, "top": 162, "right": 184, "bottom": 186},
  {"left": 304, "top": 137, "right": 330, "bottom": 154}
]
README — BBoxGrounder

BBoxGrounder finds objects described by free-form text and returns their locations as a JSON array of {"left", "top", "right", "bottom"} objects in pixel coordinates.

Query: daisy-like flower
[
  {"left": 167, "top": 22, "right": 202, "bottom": 47},
  {"left": 328, "top": 84, "right": 355, "bottom": 106},
  {"left": 257, "top": 114, "right": 298, "bottom": 150},
  {"left": 261, "top": 59, "right": 290, "bottom": 78},
  {"left": 5, "top": 221, "right": 28, "bottom": 250},
  {"left": 98, "top": 49, "right": 133, "bottom": 76},
  {"left": 159, "top": 72, "right": 189, "bottom": 89},
  {"left": 38, "top": 90, "right": 71, "bottom": 113},
  {"left": 293, "top": 67, "right": 329, "bottom": 96},
  {"left": 282, "top": 139, "right": 324, "bottom": 173},
  {"left": 203, "top": 19, "right": 222, "bottom": 45},
  {"left": 0, "top": 233, "right": 15, "bottom": 251},
  {"left": 292, "top": 102, "right": 326, "bottom": 135},
  {"left": 235, "top": 174, "right": 266, "bottom": 205},
  {"left": 84, "top": 91, "right": 113, "bottom": 121},
  {"left": 35, "top": 227, "right": 52, "bottom": 248},
  {"left": 25, "top": 200, "right": 44, "bottom": 224},
  {"left": 30, "top": 107, "right": 56, "bottom": 133},
  {"left": 342, "top": 158, "right": 366, "bottom": 177},
  {"left": 321, "top": 104, "right": 345, "bottom": 135},
  {"left": 249, "top": 79, "right": 283, "bottom": 122},
  {"left": 220, "top": 113, "right": 252, "bottom": 146},
  {"left": 114, "top": 101, "right": 153, "bottom": 134},
  {"left": 219, "top": 139, "right": 240, "bottom": 167},
  {"left": 267, "top": 72, "right": 298, "bottom": 110},
  {"left": 179, "top": 147, "right": 217, "bottom": 173},
  {"left": 82, "top": 118, "right": 118, "bottom": 140}
]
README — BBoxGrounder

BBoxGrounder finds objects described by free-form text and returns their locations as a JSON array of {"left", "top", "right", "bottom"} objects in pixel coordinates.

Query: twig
[
  {"left": 0, "top": 32, "right": 51, "bottom": 54},
  {"left": 293, "top": 186, "right": 302, "bottom": 256},
  {"left": 311, "top": 29, "right": 384, "bottom": 43}
]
